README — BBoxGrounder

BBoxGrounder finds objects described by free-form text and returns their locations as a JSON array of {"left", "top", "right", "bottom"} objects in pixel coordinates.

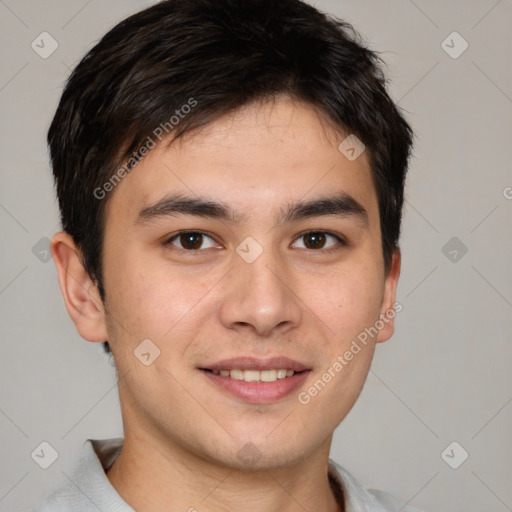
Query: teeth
[
  {"left": 211, "top": 369, "right": 296, "bottom": 382},
  {"left": 260, "top": 370, "right": 277, "bottom": 382},
  {"left": 230, "top": 369, "right": 244, "bottom": 380},
  {"left": 244, "top": 370, "right": 261, "bottom": 382}
]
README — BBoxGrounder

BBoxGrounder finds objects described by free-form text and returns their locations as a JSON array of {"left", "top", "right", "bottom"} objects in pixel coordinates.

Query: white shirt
[{"left": 30, "top": 438, "right": 425, "bottom": 512}]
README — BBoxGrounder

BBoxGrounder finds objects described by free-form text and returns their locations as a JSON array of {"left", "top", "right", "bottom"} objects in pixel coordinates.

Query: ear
[
  {"left": 376, "top": 249, "right": 401, "bottom": 344},
  {"left": 50, "top": 231, "right": 108, "bottom": 343}
]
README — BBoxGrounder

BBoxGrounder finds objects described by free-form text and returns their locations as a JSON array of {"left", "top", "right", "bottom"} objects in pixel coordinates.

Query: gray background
[{"left": 1, "top": 1, "right": 511, "bottom": 511}]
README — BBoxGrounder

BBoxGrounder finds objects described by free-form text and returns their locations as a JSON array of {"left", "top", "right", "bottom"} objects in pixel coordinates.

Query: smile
[
  {"left": 202, "top": 368, "right": 299, "bottom": 383},
  {"left": 199, "top": 368, "right": 311, "bottom": 403}
]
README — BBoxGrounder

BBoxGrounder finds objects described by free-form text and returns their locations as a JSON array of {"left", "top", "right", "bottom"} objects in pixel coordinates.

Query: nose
[{"left": 218, "top": 245, "right": 302, "bottom": 338}]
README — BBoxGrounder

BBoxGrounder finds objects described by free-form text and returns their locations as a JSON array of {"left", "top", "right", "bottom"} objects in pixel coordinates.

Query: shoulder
[
  {"left": 28, "top": 438, "right": 128, "bottom": 512},
  {"left": 367, "top": 488, "right": 426, "bottom": 512},
  {"left": 27, "top": 485, "right": 84, "bottom": 512},
  {"left": 328, "top": 458, "right": 427, "bottom": 512}
]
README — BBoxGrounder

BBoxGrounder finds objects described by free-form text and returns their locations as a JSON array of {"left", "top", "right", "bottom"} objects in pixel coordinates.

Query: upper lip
[{"left": 200, "top": 356, "right": 310, "bottom": 372}]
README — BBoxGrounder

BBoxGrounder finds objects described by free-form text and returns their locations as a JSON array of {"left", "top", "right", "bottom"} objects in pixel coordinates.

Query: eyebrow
[{"left": 136, "top": 192, "right": 369, "bottom": 227}]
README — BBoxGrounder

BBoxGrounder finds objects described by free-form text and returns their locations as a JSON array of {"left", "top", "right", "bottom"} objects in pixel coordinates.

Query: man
[{"left": 32, "top": 0, "right": 421, "bottom": 510}]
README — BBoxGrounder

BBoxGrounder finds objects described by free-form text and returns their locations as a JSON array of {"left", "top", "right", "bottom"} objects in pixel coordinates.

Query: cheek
[
  {"left": 106, "top": 253, "right": 218, "bottom": 348},
  {"left": 307, "top": 263, "right": 385, "bottom": 342}
]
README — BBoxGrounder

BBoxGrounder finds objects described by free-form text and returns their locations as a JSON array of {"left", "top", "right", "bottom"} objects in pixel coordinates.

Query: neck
[{"left": 106, "top": 427, "right": 343, "bottom": 512}]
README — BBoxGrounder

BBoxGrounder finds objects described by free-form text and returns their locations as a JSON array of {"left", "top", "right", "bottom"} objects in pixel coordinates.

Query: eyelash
[{"left": 163, "top": 230, "right": 347, "bottom": 253}]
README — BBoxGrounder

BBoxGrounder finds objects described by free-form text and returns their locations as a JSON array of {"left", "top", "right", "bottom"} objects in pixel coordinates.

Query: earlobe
[
  {"left": 50, "top": 231, "right": 108, "bottom": 343},
  {"left": 376, "top": 249, "right": 401, "bottom": 344}
]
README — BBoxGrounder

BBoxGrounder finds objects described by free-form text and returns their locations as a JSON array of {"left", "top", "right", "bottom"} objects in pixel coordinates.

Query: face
[{"left": 93, "top": 96, "right": 399, "bottom": 469}]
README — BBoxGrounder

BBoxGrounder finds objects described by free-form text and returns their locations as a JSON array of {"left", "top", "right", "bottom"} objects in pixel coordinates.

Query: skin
[{"left": 51, "top": 95, "right": 400, "bottom": 512}]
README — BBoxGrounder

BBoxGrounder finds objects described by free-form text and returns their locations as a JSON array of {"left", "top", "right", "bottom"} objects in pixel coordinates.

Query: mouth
[
  {"left": 198, "top": 357, "right": 311, "bottom": 403},
  {"left": 200, "top": 368, "right": 306, "bottom": 383}
]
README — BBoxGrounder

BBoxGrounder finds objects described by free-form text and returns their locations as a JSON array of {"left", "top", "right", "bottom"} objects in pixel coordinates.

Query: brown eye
[
  {"left": 292, "top": 231, "right": 345, "bottom": 251},
  {"left": 303, "top": 232, "right": 326, "bottom": 249},
  {"left": 166, "top": 231, "right": 217, "bottom": 251},
  {"left": 180, "top": 232, "right": 203, "bottom": 250}
]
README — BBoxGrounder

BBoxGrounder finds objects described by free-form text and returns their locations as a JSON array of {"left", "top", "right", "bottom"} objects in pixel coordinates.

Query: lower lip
[{"left": 199, "top": 370, "right": 311, "bottom": 404}]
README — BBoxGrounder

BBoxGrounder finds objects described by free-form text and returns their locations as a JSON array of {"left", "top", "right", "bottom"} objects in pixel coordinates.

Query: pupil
[
  {"left": 305, "top": 232, "right": 325, "bottom": 249},
  {"left": 181, "top": 233, "right": 202, "bottom": 250}
]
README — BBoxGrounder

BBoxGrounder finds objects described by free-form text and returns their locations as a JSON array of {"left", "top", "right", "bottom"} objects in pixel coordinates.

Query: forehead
[{"left": 104, "top": 97, "right": 378, "bottom": 226}]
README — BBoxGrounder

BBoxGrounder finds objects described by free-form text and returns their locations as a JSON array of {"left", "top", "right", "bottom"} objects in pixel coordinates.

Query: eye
[
  {"left": 165, "top": 231, "right": 219, "bottom": 251},
  {"left": 292, "top": 231, "right": 346, "bottom": 251}
]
